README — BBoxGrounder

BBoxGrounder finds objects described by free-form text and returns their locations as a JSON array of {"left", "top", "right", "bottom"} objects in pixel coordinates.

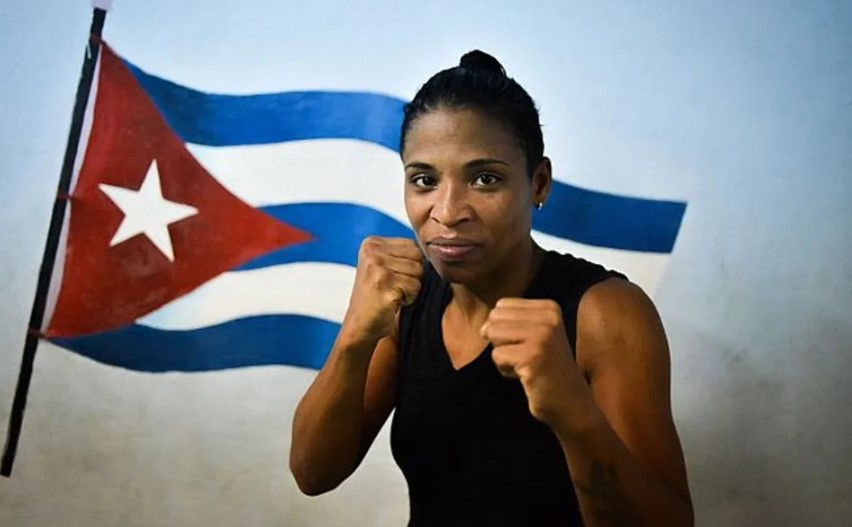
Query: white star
[{"left": 99, "top": 160, "right": 198, "bottom": 262}]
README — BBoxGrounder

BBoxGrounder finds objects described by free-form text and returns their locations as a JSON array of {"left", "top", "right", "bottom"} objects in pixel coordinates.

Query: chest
[
  {"left": 390, "top": 327, "right": 575, "bottom": 514},
  {"left": 440, "top": 310, "right": 491, "bottom": 371}
]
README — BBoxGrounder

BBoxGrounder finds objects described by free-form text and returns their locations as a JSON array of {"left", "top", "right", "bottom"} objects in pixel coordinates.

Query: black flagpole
[{"left": 1, "top": 7, "right": 108, "bottom": 477}]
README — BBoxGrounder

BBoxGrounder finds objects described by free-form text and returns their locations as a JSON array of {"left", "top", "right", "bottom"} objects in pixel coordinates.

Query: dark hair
[{"left": 400, "top": 50, "right": 544, "bottom": 174}]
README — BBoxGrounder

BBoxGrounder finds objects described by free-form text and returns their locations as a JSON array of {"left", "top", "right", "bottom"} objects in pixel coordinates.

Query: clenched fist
[
  {"left": 341, "top": 236, "right": 423, "bottom": 345},
  {"left": 480, "top": 298, "right": 593, "bottom": 432}
]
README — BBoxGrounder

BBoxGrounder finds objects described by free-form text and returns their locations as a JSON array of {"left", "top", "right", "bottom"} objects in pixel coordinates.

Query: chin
[{"left": 429, "top": 258, "right": 490, "bottom": 285}]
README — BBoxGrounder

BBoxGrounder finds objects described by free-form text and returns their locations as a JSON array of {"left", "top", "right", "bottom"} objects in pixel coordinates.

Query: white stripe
[
  {"left": 192, "top": 140, "right": 667, "bottom": 291},
  {"left": 180, "top": 139, "right": 668, "bottom": 317},
  {"left": 187, "top": 140, "right": 409, "bottom": 223},
  {"left": 140, "top": 244, "right": 665, "bottom": 333},
  {"left": 139, "top": 263, "right": 354, "bottom": 331}
]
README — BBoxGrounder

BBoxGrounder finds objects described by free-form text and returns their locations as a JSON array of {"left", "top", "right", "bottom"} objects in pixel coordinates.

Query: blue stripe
[
  {"left": 51, "top": 315, "right": 339, "bottom": 372},
  {"left": 535, "top": 185, "right": 686, "bottom": 253},
  {"left": 125, "top": 60, "right": 405, "bottom": 151},
  {"left": 239, "top": 203, "right": 414, "bottom": 270},
  {"left": 126, "top": 58, "right": 685, "bottom": 253},
  {"left": 243, "top": 199, "right": 682, "bottom": 270}
]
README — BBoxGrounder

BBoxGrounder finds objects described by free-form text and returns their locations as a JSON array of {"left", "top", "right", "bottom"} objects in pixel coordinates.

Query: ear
[{"left": 531, "top": 157, "right": 552, "bottom": 206}]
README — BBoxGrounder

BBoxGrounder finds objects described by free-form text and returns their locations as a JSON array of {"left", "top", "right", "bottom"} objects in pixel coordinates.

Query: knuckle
[
  {"left": 359, "top": 239, "right": 376, "bottom": 259},
  {"left": 486, "top": 308, "right": 502, "bottom": 322},
  {"left": 541, "top": 303, "right": 562, "bottom": 326},
  {"left": 495, "top": 297, "right": 514, "bottom": 308},
  {"left": 363, "top": 236, "right": 388, "bottom": 254},
  {"left": 545, "top": 312, "right": 561, "bottom": 327},
  {"left": 361, "top": 235, "right": 378, "bottom": 249},
  {"left": 489, "top": 307, "right": 510, "bottom": 321},
  {"left": 491, "top": 349, "right": 508, "bottom": 366},
  {"left": 534, "top": 324, "right": 553, "bottom": 340},
  {"left": 371, "top": 271, "right": 390, "bottom": 291},
  {"left": 380, "top": 288, "right": 399, "bottom": 305},
  {"left": 545, "top": 299, "right": 562, "bottom": 315}
]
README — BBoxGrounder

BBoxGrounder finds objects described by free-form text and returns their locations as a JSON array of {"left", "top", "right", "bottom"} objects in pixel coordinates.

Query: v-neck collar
[{"left": 435, "top": 251, "right": 555, "bottom": 374}]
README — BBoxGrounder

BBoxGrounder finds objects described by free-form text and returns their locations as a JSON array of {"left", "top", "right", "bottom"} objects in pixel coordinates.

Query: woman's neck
[{"left": 448, "top": 239, "right": 545, "bottom": 323}]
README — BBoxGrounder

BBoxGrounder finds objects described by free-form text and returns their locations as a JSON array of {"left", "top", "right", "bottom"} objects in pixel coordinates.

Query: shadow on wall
[{"left": 670, "top": 316, "right": 852, "bottom": 527}]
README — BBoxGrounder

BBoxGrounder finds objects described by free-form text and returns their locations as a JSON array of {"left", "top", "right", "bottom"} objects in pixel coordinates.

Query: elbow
[
  {"left": 290, "top": 463, "right": 334, "bottom": 496},
  {"left": 674, "top": 494, "right": 695, "bottom": 527},
  {"left": 684, "top": 501, "right": 695, "bottom": 527},
  {"left": 289, "top": 450, "right": 342, "bottom": 497},
  {"left": 679, "top": 484, "right": 695, "bottom": 527},
  {"left": 647, "top": 499, "right": 693, "bottom": 527},
  {"left": 293, "top": 476, "right": 336, "bottom": 497}
]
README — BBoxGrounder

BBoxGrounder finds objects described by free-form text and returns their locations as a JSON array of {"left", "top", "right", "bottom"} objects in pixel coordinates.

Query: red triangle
[{"left": 45, "top": 45, "right": 312, "bottom": 337}]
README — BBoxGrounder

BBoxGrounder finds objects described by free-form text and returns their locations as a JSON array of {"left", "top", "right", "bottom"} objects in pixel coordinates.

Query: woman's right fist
[{"left": 341, "top": 237, "right": 423, "bottom": 344}]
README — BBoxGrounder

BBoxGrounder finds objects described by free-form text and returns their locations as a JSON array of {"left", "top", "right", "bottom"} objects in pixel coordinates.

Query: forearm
[
  {"left": 555, "top": 406, "right": 693, "bottom": 526},
  {"left": 289, "top": 331, "right": 378, "bottom": 495}
]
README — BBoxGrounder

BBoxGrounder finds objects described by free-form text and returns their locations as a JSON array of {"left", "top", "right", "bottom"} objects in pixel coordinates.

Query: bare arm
[
  {"left": 559, "top": 279, "right": 693, "bottom": 525},
  {"left": 289, "top": 236, "right": 421, "bottom": 496},
  {"left": 484, "top": 279, "right": 692, "bottom": 525},
  {"left": 289, "top": 328, "right": 398, "bottom": 496}
]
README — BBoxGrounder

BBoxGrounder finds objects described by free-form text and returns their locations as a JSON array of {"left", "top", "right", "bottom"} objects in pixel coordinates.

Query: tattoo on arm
[{"left": 575, "top": 461, "right": 641, "bottom": 526}]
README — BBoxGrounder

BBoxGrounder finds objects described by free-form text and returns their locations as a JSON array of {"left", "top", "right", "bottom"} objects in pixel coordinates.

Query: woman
[{"left": 290, "top": 50, "right": 693, "bottom": 526}]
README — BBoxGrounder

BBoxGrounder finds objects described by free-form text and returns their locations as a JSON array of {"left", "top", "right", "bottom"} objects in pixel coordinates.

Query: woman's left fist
[{"left": 480, "top": 298, "right": 589, "bottom": 428}]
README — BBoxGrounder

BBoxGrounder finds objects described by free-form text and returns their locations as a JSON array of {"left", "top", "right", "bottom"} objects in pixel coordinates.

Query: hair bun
[{"left": 459, "top": 50, "right": 506, "bottom": 76}]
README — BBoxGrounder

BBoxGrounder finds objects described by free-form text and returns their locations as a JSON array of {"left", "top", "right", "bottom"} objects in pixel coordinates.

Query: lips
[{"left": 427, "top": 237, "right": 482, "bottom": 262}]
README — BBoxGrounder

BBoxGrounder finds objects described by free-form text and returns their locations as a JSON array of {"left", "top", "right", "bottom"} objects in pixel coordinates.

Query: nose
[{"left": 430, "top": 180, "right": 471, "bottom": 228}]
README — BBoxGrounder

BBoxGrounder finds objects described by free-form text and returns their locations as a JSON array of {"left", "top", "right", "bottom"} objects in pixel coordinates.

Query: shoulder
[
  {"left": 578, "top": 278, "right": 660, "bottom": 337},
  {"left": 575, "top": 277, "right": 668, "bottom": 376}
]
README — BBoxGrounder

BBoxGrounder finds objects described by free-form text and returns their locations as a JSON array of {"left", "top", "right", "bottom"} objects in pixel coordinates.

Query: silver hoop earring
[{"left": 535, "top": 202, "right": 544, "bottom": 210}]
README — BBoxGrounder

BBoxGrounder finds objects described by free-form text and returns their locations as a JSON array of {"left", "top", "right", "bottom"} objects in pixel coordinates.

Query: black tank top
[{"left": 391, "top": 250, "right": 625, "bottom": 527}]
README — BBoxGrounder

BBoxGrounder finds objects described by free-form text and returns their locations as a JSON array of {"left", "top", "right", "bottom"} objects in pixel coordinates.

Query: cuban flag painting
[{"left": 43, "top": 42, "right": 686, "bottom": 374}]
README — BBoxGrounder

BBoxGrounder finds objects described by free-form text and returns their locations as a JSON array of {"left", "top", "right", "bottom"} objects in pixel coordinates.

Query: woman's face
[{"left": 402, "top": 107, "right": 549, "bottom": 284}]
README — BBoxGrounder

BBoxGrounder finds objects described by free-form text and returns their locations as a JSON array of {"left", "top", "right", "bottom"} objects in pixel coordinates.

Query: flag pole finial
[{"left": 92, "top": 1, "right": 114, "bottom": 11}]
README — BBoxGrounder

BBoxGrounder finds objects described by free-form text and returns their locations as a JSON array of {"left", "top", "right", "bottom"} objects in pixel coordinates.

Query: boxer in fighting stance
[{"left": 290, "top": 50, "right": 693, "bottom": 526}]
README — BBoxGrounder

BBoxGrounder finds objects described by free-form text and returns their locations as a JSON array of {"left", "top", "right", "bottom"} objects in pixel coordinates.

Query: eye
[
  {"left": 472, "top": 172, "right": 502, "bottom": 187},
  {"left": 409, "top": 173, "right": 437, "bottom": 189}
]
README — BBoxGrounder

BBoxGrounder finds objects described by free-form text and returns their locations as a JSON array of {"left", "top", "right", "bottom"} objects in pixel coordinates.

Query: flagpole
[{"left": 1, "top": 6, "right": 109, "bottom": 477}]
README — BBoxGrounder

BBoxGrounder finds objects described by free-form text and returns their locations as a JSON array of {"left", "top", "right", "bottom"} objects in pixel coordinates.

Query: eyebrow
[
  {"left": 404, "top": 162, "right": 434, "bottom": 171},
  {"left": 466, "top": 158, "right": 510, "bottom": 169},
  {"left": 403, "top": 158, "right": 510, "bottom": 171}
]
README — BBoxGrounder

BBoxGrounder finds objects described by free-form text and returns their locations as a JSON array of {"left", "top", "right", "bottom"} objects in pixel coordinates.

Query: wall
[{"left": 1, "top": 1, "right": 850, "bottom": 525}]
